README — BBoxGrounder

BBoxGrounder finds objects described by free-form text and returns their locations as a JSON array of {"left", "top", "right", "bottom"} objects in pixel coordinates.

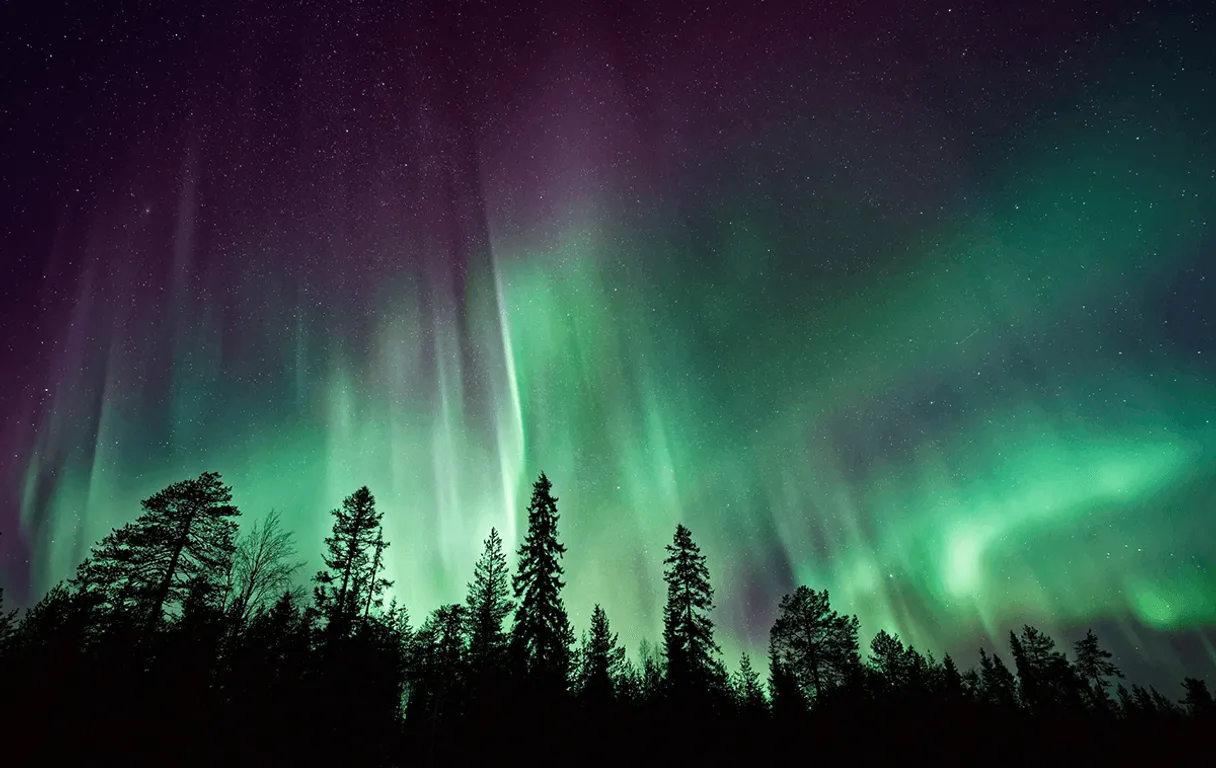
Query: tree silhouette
[
  {"left": 4, "top": 467, "right": 1215, "bottom": 764},
  {"left": 1180, "top": 677, "right": 1215, "bottom": 719},
  {"left": 576, "top": 603, "right": 625, "bottom": 707},
  {"left": 768, "top": 652, "right": 808, "bottom": 719},
  {"left": 1072, "top": 629, "right": 1123, "bottom": 709},
  {"left": 407, "top": 603, "right": 469, "bottom": 725},
  {"left": 869, "top": 628, "right": 921, "bottom": 694},
  {"left": 360, "top": 528, "right": 393, "bottom": 618},
  {"left": 637, "top": 639, "right": 665, "bottom": 702},
  {"left": 510, "top": 472, "right": 574, "bottom": 688},
  {"left": 72, "top": 471, "right": 239, "bottom": 629},
  {"left": 662, "top": 523, "right": 723, "bottom": 696},
  {"left": 731, "top": 653, "right": 767, "bottom": 714},
  {"left": 1009, "top": 625, "right": 1083, "bottom": 713},
  {"left": 465, "top": 527, "right": 513, "bottom": 677},
  {"left": 978, "top": 647, "right": 1020, "bottom": 709},
  {"left": 769, "top": 586, "right": 860, "bottom": 705},
  {"left": 313, "top": 486, "right": 384, "bottom": 631},
  {"left": 228, "top": 509, "right": 302, "bottom": 623}
]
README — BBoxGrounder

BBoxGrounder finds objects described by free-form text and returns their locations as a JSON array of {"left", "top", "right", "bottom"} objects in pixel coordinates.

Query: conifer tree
[
  {"left": 662, "top": 523, "right": 723, "bottom": 695},
  {"left": 1010, "top": 625, "right": 1083, "bottom": 712},
  {"left": 1072, "top": 629, "right": 1122, "bottom": 708},
  {"left": 313, "top": 486, "right": 385, "bottom": 630},
  {"left": 465, "top": 527, "right": 513, "bottom": 675},
  {"left": 732, "top": 653, "right": 767, "bottom": 714},
  {"left": 768, "top": 586, "right": 860, "bottom": 705},
  {"left": 407, "top": 603, "right": 470, "bottom": 723},
  {"left": 940, "top": 654, "right": 966, "bottom": 699},
  {"left": 978, "top": 647, "right": 1020, "bottom": 709},
  {"left": 869, "top": 629, "right": 914, "bottom": 691},
  {"left": 361, "top": 529, "right": 393, "bottom": 618},
  {"left": 768, "top": 652, "right": 808, "bottom": 719},
  {"left": 73, "top": 471, "right": 240, "bottom": 628},
  {"left": 577, "top": 603, "right": 625, "bottom": 706},
  {"left": 1180, "top": 677, "right": 1215, "bottom": 718},
  {"left": 510, "top": 473, "right": 574, "bottom": 687}
]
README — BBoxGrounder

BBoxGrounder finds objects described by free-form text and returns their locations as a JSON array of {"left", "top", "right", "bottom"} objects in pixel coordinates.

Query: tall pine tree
[
  {"left": 72, "top": 471, "right": 240, "bottom": 628},
  {"left": 661, "top": 523, "right": 723, "bottom": 696},
  {"left": 465, "top": 527, "right": 513, "bottom": 676},
  {"left": 1072, "top": 629, "right": 1122, "bottom": 709},
  {"left": 313, "top": 486, "right": 386, "bottom": 630},
  {"left": 510, "top": 473, "right": 574, "bottom": 688}
]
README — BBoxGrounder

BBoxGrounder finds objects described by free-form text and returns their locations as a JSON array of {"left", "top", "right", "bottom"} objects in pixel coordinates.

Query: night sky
[{"left": 2, "top": 0, "right": 1214, "bottom": 686}]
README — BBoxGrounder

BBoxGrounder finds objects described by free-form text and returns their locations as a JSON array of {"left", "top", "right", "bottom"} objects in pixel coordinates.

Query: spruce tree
[
  {"left": 1010, "top": 625, "right": 1084, "bottom": 712},
  {"left": 407, "top": 603, "right": 470, "bottom": 723},
  {"left": 768, "top": 586, "right": 860, "bottom": 705},
  {"left": 313, "top": 486, "right": 386, "bottom": 630},
  {"left": 869, "top": 629, "right": 913, "bottom": 691},
  {"left": 510, "top": 472, "right": 574, "bottom": 687},
  {"left": 732, "top": 653, "right": 767, "bottom": 714},
  {"left": 72, "top": 471, "right": 240, "bottom": 628},
  {"left": 662, "top": 523, "right": 722, "bottom": 695},
  {"left": 768, "top": 652, "right": 808, "bottom": 719},
  {"left": 465, "top": 527, "right": 513, "bottom": 675},
  {"left": 1180, "top": 677, "right": 1215, "bottom": 719},
  {"left": 1072, "top": 629, "right": 1122, "bottom": 709},
  {"left": 978, "top": 647, "right": 1020, "bottom": 709},
  {"left": 361, "top": 529, "right": 393, "bottom": 618},
  {"left": 577, "top": 603, "right": 625, "bottom": 706}
]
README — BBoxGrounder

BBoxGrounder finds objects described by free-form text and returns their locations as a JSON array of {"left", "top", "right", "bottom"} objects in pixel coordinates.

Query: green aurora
[{"left": 9, "top": 7, "right": 1216, "bottom": 683}]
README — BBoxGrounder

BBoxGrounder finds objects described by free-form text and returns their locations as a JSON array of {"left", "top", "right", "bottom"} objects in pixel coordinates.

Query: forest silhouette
[{"left": 1, "top": 471, "right": 1211, "bottom": 766}]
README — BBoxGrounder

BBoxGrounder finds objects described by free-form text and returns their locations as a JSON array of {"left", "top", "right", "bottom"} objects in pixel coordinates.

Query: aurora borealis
[{"left": 1, "top": 0, "right": 1214, "bottom": 686}]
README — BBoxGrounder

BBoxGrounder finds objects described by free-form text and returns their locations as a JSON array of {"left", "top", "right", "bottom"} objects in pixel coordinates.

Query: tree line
[{"left": 0, "top": 470, "right": 1212, "bottom": 765}]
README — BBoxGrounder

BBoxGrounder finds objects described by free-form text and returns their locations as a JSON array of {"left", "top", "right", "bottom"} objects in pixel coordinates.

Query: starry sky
[{"left": 1, "top": 0, "right": 1214, "bottom": 686}]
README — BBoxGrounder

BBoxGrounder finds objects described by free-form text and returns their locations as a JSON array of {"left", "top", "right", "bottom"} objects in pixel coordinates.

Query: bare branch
[{"left": 230, "top": 509, "right": 303, "bottom": 623}]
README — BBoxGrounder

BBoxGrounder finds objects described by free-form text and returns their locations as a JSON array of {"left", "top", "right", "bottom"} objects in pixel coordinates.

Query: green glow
[{"left": 17, "top": 27, "right": 1216, "bottom": 676}]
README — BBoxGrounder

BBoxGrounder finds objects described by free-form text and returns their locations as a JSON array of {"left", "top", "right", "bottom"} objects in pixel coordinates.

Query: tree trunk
[{"left": 147, "top": 512, "right": 195, "bottom": 631}]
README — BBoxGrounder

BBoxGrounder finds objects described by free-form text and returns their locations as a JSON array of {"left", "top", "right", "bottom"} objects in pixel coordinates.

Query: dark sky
[{"left": 2, "top": 0, "right": 1214, "bottom": 690}]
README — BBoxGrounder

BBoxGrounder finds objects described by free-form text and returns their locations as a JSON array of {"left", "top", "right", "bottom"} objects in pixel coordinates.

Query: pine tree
[
  {"left": 313, "top": 486, "right": 385, "bottom": 630},
  {"left": 978, "top": 647, "right": 1020, "bottom": 709},
  {"left": 1072, "top": 629, "right": 1122, "bottom": 709},
  {"left": 577, "top": 604, "right": 625, "bottom": 706},
  {"left": 1010, "top": 625, "right": 1084, "bottom": 712},
  {"left": 465, "top": 527, "right": 513, "bottom": 675},
  {"left": 1180, "top": 677, "right": 1215, "bottom": 719},
  {"left": 869, "top": 629, "right": 913, "bottom": 691},
  {"left": 510, "top": 473, "right": 574, "bottom": 687},
  {"left": 361, "top": 529, "right": 393, "bottom": 618},
  {"left": 407, "top": 603, "right": 470, "bottom": 723},
  {"left": 940, "top": 654, "right": 966, "bottom": 700},
  {"left": 72, "top": 471, "right": 240, "bottom": 628},
  {"left": 768, "top": 650, "right": 808, "bottom": 719},
  {"left": 732, "top": 653, "right": 767, "bottom": 714},
  {"left": 662, "top": 523, "right": 723, "bottom": 695},
  {"left": 768, "top": 586, "right": 860, "bottom": 705}
]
